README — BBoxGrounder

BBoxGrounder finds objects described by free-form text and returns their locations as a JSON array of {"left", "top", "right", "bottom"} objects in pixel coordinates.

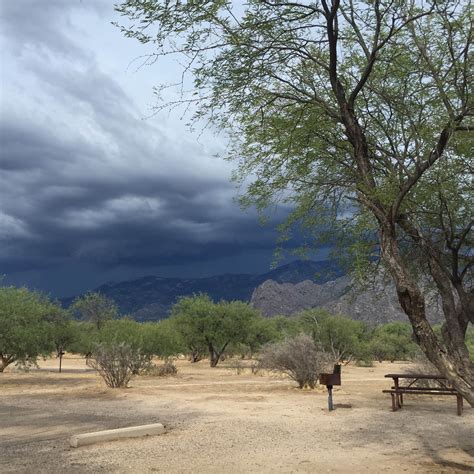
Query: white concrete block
[{"left": 70, "top": 423, "right": 165, "bottom": 448}]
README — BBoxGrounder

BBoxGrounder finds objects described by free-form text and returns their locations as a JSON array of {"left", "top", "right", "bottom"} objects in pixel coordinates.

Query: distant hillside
[
  {"left": 63, "top": 259, "right": 343, "bottom": 321},
  {"left": 250, "top": 276, "right": 443, "bottom": 324}
]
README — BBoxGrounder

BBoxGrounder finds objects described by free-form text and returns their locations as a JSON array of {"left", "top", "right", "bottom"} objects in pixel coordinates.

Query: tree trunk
[
  {"left": 380, "top": 227, "right": 474, "bottom": 406},
  {"left": 209, "top": 343, "right": 220, "bottom": 367},
  {"left": 0, "top": 355, "right": 14, "bottom": 373},
  {"left": 189, "top": 349, "right": 202, "bottom": 363},
  {"left": 210, "top": 353, "right": 219, "bottom": 367},
  {"left": 208, "top": 341, "right": 229, "bottom": 367}
]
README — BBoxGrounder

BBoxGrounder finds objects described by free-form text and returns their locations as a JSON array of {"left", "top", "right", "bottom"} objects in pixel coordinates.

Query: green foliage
[
  {"left": 231, "top": 314, "right": 288, "bottom": 358},
  {"left": 0, "top": 284, "right": 444, "bottom": 372},
  {"left": 67, "top": 322, "right": 98, "bottom": 356},
  {"left": 0, "top": 287, "right": 58, "bottom": 371},
  {"left": 68, "top": 317, "right": 185, "bottom": 360},
  {"left": 369, "top": 322, "right": 418, "bottom": 362},
  {"left": 115, "top": 0, "right": 473, "bottom": 382},
  {"left": 169, "top": 294, "right": 261, "bottom": 366},
  {"left": 169, "top": 294, "right": 214, "bottom": 361},
  {"left": 70, "top": 292, "right": 118, "bottom": 330},
  {"left": 297, "top": 309, "right": 369, "bottom": 364},
  {"left": 115, "top": 1, "right": 472, "bottom": 274},
  {"left": 44, "top": 307, "right": 79, "bottom": 356},
  {"left": 97, "top": 318, "right": 145, "bottom": 350},
  {"left": 141, "top": 319, "right": 186, "bottom": 357}
]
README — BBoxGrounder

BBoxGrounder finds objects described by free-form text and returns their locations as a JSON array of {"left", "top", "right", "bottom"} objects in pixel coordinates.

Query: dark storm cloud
[
  {"left": 0, "top": 0, "right": 284, "bottom": 290},
  {"left": 0, "top": 102, "right": 277, "bottom": 266}
]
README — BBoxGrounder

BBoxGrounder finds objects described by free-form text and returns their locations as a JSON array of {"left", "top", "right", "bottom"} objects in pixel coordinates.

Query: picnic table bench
[{"left": 383, "top": 373, "right": 464, "bottom": 416}]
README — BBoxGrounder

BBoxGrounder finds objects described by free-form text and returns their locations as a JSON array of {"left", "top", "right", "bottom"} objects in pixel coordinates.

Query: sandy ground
[{"left": 0, "top": 357, "right": 472, "bottom": 473}]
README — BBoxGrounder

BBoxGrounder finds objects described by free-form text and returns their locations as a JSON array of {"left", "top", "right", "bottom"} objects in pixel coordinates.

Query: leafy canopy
[
  {"left": 115, "top": 0, "right": 472, "bottom": 277},
  {"left": 169, "top": 293, "right": 261, "bottom": 366},
  {"left": 70, "top": 292, "right": 118, "bottom": 330},
  {"left": 0, "top": 287, "right": 59, "bottom": 371}
]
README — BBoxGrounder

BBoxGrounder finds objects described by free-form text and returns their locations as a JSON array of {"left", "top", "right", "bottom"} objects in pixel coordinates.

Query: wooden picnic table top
[{"left": 384, "top": 373, "right": 446, "bottom": 380}]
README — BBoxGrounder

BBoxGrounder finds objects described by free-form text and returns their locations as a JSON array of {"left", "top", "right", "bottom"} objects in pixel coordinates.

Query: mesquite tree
[
  {"left": 70, "top": 292, "right": 118, "bottom": 331},
  {"left": 170, "top": 294, "right": 260, "bottom": 367},
  {"left": 0, "top": 287, "right": 57, "bottom": 372},
  {"left": 116, "top": 1, "right": 473, "bottom": 403}
]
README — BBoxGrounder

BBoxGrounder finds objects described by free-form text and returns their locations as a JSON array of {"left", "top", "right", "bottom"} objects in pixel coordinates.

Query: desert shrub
[
  {"left": 145, "top": 358, "right": 178, "bottom": 377},
  {"left": 250, "top": 361, "right": 260, "bottom": 375},
  {"left": 297, "top": 309, "right": 369, "bottom": 364},
  {"left": 258, "top": 334, "right": 331, "bottom": 389},
  {"left": 228, "top": 358, "right": 245, "bottom": 375},
  {"left": 158, "top": 359, "right": 178, "bottom": 376},
  {"left": 369, "top": 322, "right": 418, "bottom": 362},
  {"left": 87, "top": 343, "right": 145, "bottom": 388},
  {"left": 129, "top": 353, "right": 153, "bottom": 375},
  {"left": 355, "top": 358, "right": 374, "bottom": 367}
]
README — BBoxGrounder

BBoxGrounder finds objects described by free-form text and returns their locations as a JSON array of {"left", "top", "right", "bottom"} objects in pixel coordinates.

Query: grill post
[
  {"left": 328, "top": 385, "right": 334, "bottom": 411},
  {"left": 319, "top": 364, "right": 341, "bottom": 412}
]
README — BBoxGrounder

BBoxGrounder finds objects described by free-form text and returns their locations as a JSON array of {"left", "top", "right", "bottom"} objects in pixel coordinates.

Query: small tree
[
  {"left": 87, "top": 343, "right": 143, "bottom": 388},
  {"left": 44, "top": 307, "right": 78, "bottom": 372},
  {"left": 170, "top": 294, "right": 261, "bottom": 367},
  {"left": 258, "top": 334, "right": 331, "bottom": 389},
  {"left": 369, "top": 322, "right": 418, "bottom": 362},
  {"left": 141, "top": 319, "right": 186, "bottom": 359},
  {"left": 244, "top": 316, "right": 283, "bottom": 358},
  {"left": 70, "top": 292, "right": 118, "bottom": 330},
  {"left": 298, "top": 309, "right": 368, "bottom": 364},
  {"left": 0, "top": 287, "right": 56, "bottom": 372},
  {"left": 67, "top": 322, "right": 98, "bottom": 357}
]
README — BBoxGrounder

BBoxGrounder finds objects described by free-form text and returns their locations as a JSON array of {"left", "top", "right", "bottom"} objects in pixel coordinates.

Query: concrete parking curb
[{"left": 70, "top": 423, "right": 165, "bottom": 448}]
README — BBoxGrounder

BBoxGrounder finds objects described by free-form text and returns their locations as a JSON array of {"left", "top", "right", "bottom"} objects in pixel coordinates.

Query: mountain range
[
  {"left": 64, "top": 259, "right": 344, "bottom": 321},
  {"left": 64, "top": 259, "right": 442, "bottom": 324}
]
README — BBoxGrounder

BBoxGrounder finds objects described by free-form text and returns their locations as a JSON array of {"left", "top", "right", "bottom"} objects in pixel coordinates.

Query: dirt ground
[{"left": 0, "top": 357, "right": 472, "bottom": 473}]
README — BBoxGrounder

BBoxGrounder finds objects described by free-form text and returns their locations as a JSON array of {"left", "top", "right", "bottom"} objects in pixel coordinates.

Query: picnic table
[{"left": 383, "top": 373, "right": 464, "bottom": 416}]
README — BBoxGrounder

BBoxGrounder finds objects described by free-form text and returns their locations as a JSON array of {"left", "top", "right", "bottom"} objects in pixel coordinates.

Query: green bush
[
  {"left": 0, "top": 287, "right": 58, "bottom": 372},
  {"left": 297, "top": 309, "right": 369, "bottom": 363},
  {"left": 369, "top": 322, "right": 417, "bottom": 362}
]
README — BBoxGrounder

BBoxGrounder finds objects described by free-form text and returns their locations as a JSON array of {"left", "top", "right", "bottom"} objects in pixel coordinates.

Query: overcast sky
[{"left": 0, "top": 0, "right": 328, "bottom": 297}]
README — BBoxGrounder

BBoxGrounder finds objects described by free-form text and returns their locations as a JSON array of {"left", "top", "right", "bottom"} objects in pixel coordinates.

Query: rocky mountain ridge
[{"left": 250, "top": 276, "right": 443, "bottom": 324}]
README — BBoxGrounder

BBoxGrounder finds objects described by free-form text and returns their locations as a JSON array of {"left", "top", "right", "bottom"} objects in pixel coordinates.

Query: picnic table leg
[
  {"left": 394, "top": 377, "right": 402, "bottom": 408},
  {"left": 457, "top": 394, "right": 463, "bottom": 416},
  {"left": 390, "top": 393, "right": 398, "bottom": 411}
]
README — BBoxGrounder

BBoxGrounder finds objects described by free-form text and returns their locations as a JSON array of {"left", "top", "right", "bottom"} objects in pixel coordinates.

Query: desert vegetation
[
  {"left": 258, "top": 334, "right": 332, "bottom": 389},
  {"left": 86, "top": 343, "right": 147, "bottom": 388},
  {"left": 115, "top": 0, "right": 473, "bottom": 405},
  {"left": 2, "top": 286, "right": 473, "bottom": 389}
]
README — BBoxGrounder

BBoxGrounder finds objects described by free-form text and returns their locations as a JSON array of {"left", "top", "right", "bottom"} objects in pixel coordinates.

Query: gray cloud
[
  {"left": 0, "top": 0, "right": 107, "bottom": 59},
  {"left": 0, "top": 0, "right": 291, "bottom": 295}
]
